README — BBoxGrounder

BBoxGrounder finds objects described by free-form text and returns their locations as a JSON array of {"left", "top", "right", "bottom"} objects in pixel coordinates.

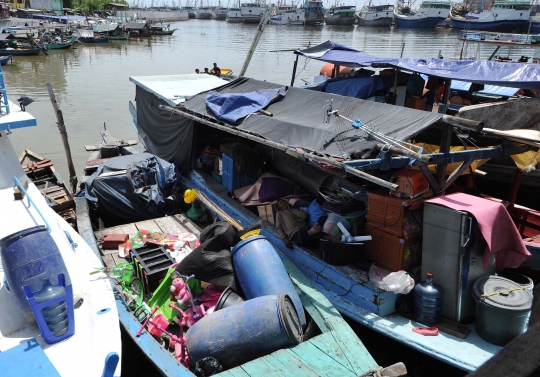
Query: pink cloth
[
  {"left": 413, "top": 327, "right": 439, "bottom": 336},
  {"left": 426, "top": 193, "right": 530, "bottom": 270}
]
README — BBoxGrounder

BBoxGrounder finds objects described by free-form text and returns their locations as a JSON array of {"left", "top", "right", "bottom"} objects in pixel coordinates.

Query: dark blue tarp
[
  {"left": 206, "top": 86, "right": 288, "bottom": 124},
  {"left": 295, "top": 40, "right": 540, "bottom": 90},
  {"left": 324, "top": 76, "right": 387, "bottom": 98},
  {"left": 84, "top": 153, "right": 180, "bottom": 221}
]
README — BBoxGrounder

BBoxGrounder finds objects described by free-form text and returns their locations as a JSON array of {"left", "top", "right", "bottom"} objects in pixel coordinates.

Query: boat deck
[
  {"left": 94, "top": 214, "right": 200, "bottom": 270},
  {"left": 91, "top": 212, "right": 381, "bottom": 376}
]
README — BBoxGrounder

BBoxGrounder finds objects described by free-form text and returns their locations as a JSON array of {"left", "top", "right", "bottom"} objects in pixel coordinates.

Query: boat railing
[
  {"left": 460, "top": 29, "right": 534, "bottom": 44},
  {"left": 0, "top": 67, "right": 10, "bottom": 115}
]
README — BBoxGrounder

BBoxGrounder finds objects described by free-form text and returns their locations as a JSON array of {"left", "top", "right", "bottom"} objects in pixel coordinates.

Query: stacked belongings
[{"left": 150, "top": 222, "right": 304, "bottom": 371}]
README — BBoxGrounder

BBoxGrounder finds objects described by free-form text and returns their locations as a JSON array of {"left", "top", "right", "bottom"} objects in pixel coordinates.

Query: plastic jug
[
  {"left": 35, "top": 277, "right": 69, "bottom": 336},
  {"left": 414, "top": 272, "right": 444, "bottom": 325}
]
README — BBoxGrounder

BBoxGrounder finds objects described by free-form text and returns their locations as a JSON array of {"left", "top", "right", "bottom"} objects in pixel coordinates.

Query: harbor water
[{"left": 3, "top": 20, "right": 500, "bottom": 376}]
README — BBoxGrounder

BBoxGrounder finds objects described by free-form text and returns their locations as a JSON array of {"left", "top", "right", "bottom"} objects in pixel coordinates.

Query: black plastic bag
[{"left": 194, "top": 357, "right": 223, "bottom": 377}]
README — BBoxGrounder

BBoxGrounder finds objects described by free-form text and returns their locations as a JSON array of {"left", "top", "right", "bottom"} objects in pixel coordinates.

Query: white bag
[{"left": 368, "top": 264, "right": 415, "bottom": 294}]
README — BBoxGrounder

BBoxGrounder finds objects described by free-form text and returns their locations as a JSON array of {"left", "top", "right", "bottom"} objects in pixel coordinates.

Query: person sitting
[
  {"left": 275, "top": 199, "right": 336, "bottom": 249},
  {"left": 195, "top": 68, "right": 200, "bottom": 74},
  {"left": 211, "top": 62, "right": 221, "bottom": 77},
  {"left": 204, "top": 68, "right": 210, "bottom": 74}
]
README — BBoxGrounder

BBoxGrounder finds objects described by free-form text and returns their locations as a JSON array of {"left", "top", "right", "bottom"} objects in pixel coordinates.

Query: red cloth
[
  {"left": 413, "top": 327, "right": 439, "bottom": 336},
  {"left": 426, "top": 193, "right": 530, "bottom": 270}
]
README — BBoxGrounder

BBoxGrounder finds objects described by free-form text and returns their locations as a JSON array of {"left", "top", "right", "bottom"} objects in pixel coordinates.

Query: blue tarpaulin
[
  {"left": 206, "top": 87, "right": 288, "bottom": 124},
  {"left": 295, "top": 41, "right": 540, "bottom": 90}
]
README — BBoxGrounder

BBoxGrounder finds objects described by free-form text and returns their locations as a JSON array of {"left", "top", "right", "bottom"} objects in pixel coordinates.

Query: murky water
[{"left": 4, "top": 20, "right": 535, "bottom": 181}]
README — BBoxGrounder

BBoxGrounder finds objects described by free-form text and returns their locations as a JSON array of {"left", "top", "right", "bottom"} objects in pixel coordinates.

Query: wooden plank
[
  {"left": 118, "top": 223, "right": 138, "bottom": 238},
  {"left": 399, "top": 312, "right": 470, "bottom": 339},
  {"left": 264, "top": 352, "right": 320, "bottom": 377},
  {"left": 75, "top": 196, "right": 101, "bottom": 261},
  {"left": 222, "top": 368, "right": 251, "bottom": 377},
  {"left": 102, "top": 254, "right": 115, "bottom": 268},
  {"left": 134, "top": 219, "right": 162, "bottom": 233},
  {"left": 154, "top": 216, "right": 190, "bottom": 236},
  {"left": 308, "top": 333, "right": 354, "bottom": 372},
  {"left": 240, "top": 357, "right": 282, "bottom": 376},
  {"left": 287, "top": 342, "right": 356, "bottom": 377},
  {"left": 173, "top": 214, "right": 202, "bottom": 235}
]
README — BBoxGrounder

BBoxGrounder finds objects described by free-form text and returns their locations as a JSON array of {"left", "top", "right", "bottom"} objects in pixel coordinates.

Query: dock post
[{"left": 46, "top": 83, "right": 78, "bottom": 193}]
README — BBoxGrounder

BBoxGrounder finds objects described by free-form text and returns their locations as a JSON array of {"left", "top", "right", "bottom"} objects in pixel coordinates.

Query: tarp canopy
[
  {"left": 294, "top": 40, "right": 540, "bottom": 90},
  {"left": 182, "top": 77, "right": 442, "bottom": 159}
]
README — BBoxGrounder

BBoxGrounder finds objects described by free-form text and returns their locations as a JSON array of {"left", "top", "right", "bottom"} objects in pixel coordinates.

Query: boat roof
[
  {"left": 124, "top": 22, "right": 148, "bottom": 29},
  {"left": 295, "top": 40, "right": 540, "bottom": 90},
  {"left": 132, "top": 75, "right": 442, "bottom": 159},
  {"left": 129, "top": 74, "right": 227, "bottom": 105},
  {"left": 93, "top": 23, "right": 119, "bottom": 32}
]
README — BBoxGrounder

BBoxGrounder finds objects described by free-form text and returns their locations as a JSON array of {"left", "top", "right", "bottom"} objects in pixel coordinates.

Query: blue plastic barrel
[
  {"left": 414, "top": 272, "right": 444, "bottom": 325},
  {"left": 186, "top": 294, "right": 302, "bottom": 369},
  {"left": 231, "top": 236, "right": 306, "bottom": 326},
  {"left": 0, "top": 226, "right": 71, "bottom": 323}
]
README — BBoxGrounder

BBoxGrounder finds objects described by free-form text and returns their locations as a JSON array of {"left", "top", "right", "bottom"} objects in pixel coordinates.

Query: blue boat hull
[
  {"left": 0, "top": 56, "right": 10, "bottom": 65},
  {"left": 394, "top": 16, "right": 443, "bottom": 28},
  {"left": 451, "top": 18, "right": 530, "bottom": 32}
]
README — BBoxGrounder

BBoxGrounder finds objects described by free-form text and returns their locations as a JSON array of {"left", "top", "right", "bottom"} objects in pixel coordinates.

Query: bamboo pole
[
  {"left": 46, "top": 83, "right": 78, "bottom": 193},
  {"left": 239, "top": 5, "right": 273, "bottom": 77}
]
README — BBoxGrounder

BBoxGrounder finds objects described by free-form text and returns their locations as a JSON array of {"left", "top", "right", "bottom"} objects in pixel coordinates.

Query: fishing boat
[
  {"left": 0, "top": 33, "right": 42, "bottom": 55},
  {"left": 124, "top": 22, "right": 154, "bottom": 37},
  {"left": 75, "top": 139, "right": 399, "bottom": 376},
  {"left": 451, "top": 0, "right": 533, "bottom": 32},
  {"left": 195, "top": 6, "right": 213, "bottom": 19},
  {"left": 212, "top": 3, "right": 229, "bottom": 20},
  {"left": 43, "top": 35, "right": 77, "bottom": 50},
  {"left": 325, "top": 5, "right": 357, "bottom": 26},
  {"left": 183, "top": 5, "right": 197, "bottom": 18},
  {"left": 241, "top": 2, "right": 266, "bottom": 23},
  {"left": 127, "top": 55, "right": 539, "bottom": 372},
  {"left": 0, "top": 65, "right": 122, "bottom": 377},
  {"left": 394, "top": 0, "right": 451, "bottom": 28},
  {"left": 0, "top": 55, "right": 10, "bottom": 65},
  {"left": 149, "top": 23, "right": 178, "bottom": 35},
  {"left": 269, "top": 8, "right": 305, "bottom": 25},
  {"left": 301, "top": 0, "right": 326, "bottom": 24},
  {"left": 356, "top": 3, "right": 395, "bottom": 27},
  {"left": 19, "top": 150, "right": 77, "bottom": 228},
  {"left": 76, "top": 30, "right": 109, "bottom": 44},
  {"left": 0, "top": 47, "right": 42, "bottom": 56},
  {"left": 226, "top": 6, "right": 243, "bottom": 22},
  {"left": 93, "top": 24, "right": 131, "bottom": 40}
]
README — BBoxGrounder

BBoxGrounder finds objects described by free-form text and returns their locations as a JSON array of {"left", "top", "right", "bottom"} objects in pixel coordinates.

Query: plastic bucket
[
  {"left": 497, "top": 270, "right": 534, "bottom": 293},
  {"left": 231, "top": 236, "right": 306, "bottom": 326},
  {"left": 186, "top": 294, "right": 302, "bottom": 369},
  {"left": 322, "top": 212, "right": 351, "bottom": 236},
  {"left": 0, "top": 226, "right": 71, "bottom": 323},
  {"left": 473, "top": 276, "right": 532, "bottom": 346},
  {"left": 214, "top": 287, "right": 245, "bottom": 311}
]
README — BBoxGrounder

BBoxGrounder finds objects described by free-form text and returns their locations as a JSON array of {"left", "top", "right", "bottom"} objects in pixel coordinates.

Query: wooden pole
[
  {"left": 239, "top": 5, "right": 273, "bottom": 77},
  {"left": 290, "top": 54, "right": 299, "bottom": 87},
  {"left": 435, "top": 79, "right": 453, "bottom": 194},
  {"left": 46, "top": 83, "right": 78, "bottom": 193}
]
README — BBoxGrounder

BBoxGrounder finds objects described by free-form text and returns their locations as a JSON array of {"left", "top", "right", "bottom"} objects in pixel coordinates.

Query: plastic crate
[{"left": 221, "top": 154, "right": 259, "bottom": 192}]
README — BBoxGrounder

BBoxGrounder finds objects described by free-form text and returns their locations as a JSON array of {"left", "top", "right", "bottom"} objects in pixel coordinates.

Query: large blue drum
[
  {"left": 186, "top": 294, "right": 302, "bottom": 368},
  {"left": 0, "top": 226, "right": 71, "bottom": 323}
]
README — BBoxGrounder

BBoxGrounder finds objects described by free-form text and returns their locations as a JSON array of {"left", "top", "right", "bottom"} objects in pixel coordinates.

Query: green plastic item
[{"left": 147, "top": 266, "right": 202, "bottom": 322}]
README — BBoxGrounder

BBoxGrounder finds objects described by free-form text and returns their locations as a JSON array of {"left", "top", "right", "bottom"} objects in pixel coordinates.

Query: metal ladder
[{"left": 0, "top": 67, "right": 10, "bottom": 115}]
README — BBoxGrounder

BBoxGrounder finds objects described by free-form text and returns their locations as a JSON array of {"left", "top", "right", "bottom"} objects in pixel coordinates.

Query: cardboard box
[
  {"left": 404, "top": 96, "right": 427, "bottom": 110},
  {"left": 395, "top": 168, "right": 429, "bottom": 196},
  {"left": 367, "top": 190, "right": 426, "bottom": 239},
  {"left": 366, "top": 225, "right": 422, "bottom": 272},
  {"left": 257, "top": 204, "right": 275, "bottom": 224}
]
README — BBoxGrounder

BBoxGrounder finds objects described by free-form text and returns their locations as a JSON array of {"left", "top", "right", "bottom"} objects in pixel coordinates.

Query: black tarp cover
[
  {"left": 84, "top": 153, "right": 180, "bottom": 221},
  {"left": 181, "top": 78, "right": 442, "bottom": 159},
  {"left": 136, "top": 86, "right": 194, "bottom": 172}
]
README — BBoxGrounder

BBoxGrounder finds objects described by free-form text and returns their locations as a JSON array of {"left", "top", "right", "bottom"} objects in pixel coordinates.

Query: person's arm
[{"left": 290, "top": 209, "right": 307, "bottom": 221}]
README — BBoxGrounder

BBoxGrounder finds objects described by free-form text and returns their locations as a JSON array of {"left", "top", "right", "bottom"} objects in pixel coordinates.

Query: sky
[{"left": 127, "top": 0, "right": 382, "bottom": 8}]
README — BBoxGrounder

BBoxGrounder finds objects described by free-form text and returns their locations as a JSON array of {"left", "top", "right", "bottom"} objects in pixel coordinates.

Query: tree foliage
[{"left": 71, "top": 0, "right": 130, "bottom": 13}]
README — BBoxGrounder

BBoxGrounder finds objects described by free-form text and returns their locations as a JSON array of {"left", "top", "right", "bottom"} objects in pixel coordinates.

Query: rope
[
  {"left": 481, "top": 286, "right": 527, "bottom": 298},
  {"left": 358, "top": 366, "right": 384, "bottom": 377}
]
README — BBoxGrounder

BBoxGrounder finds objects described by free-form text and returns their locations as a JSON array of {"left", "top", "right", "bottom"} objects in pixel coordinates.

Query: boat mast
[{"left": 240, "top": 5, "right": 273, "bottom": 76}]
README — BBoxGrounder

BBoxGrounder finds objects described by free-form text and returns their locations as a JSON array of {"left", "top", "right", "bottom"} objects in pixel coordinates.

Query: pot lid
[{"left": 473, "top": 276, "right": 532, "bottom": 311}]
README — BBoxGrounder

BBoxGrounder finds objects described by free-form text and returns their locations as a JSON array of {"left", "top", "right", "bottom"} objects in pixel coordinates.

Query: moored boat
[
  {"left": 226, "top": 6, "right": 243, "bottom": 22},
  {"left": 76, "top": 30, "right": 109, "bottom": 43},
  {"left": 195, "top": 6, "right": 213, "bottom": 19},
  {"left": 241, "top": 2, "right": 266, "bottom": 23},
  {"left": 325, "top": 5, "right": 357, "bottom": 26},
  {"left": 149, "top": 23, "right": 178, "bottom": 35},
  {"left": 269, "top": 8, "right": 305, "bottom": 25},
  {"left": 394, "top": 0, "right": 450, "bottom": 28},
  {"left": 42, "top": 35, "right": 77, "bottom": 50},
  {"left": 0, "top": 55, "right": 10, "bottom": 65},
  {"left": 212, "top": 5, "right": 229, "bottom": 20},
  {"left": 357, "top": 3, "right": 395, "bottom": 27},
  {"left": 451, "top": 0, "right": 532, "bottom": 32},
  {"left": 0, "top": 64, "right": 122, "bottom": 377},
  {"left": 301, "top": 0, "right": 326, "bottom": 24}
]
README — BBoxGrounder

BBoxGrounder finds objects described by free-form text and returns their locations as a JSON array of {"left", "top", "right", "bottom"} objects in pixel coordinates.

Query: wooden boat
[
  {"left": 128, "top": 71, "right": 539, "bottom": 372},
  {"left": 107, "top": 32, "right": 130, "bottom": 41},
  {"left": 0, "top": 55, "right": 10, "bottom": 65},
  {"left": 75, "top": 199, "right": 396, "bottom": 377},
  {"left": 43, "top": 35, "right": 77, "bottom": 50},
  {"left": 149, "top": 23, "right": 177, "bottom": 35},
  {"left": 83, "top": 128, "right": 138, "bottom": 177},
  {"left": 19, "top": 149, "right": 76, "bottom": 228},
  {"left": 0, "top": 70, "right": 122, "bottom": 376},
  {"left": 0, "top": 47, "right": 41, "bottom": 56}
]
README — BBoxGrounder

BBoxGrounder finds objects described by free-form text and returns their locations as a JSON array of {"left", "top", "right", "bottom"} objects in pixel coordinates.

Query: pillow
[
  {"left": 306, "top": 200, "right": 327, "bottom": 228},
  {"left": 258, "top": 177, "right": 298, "bottom": 202}
]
